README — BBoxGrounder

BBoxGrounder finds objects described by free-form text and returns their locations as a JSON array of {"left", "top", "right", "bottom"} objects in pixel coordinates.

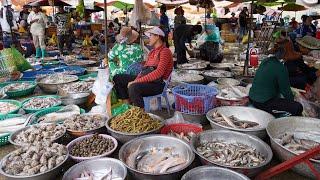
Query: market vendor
[
  {"left": 27, "top": 3, "right": 48, "bottom": 59},
  {"left": 113, "top": 27, "right": 173, "bottom": 108},
  {"left": 54, "top": 6, "right": 72, "bottom": 55},
  {"left": 0, "top": 1, "right": 18, "bottom": 48},
  {"left": 249, "top": 39, "right": 303, "bottom": 116},
  {"left": 108, "top": 27, "right": 144, "bottom": 79},
  {"left": 282, "top": 39, "right": 320, "bottom": 90},
  {"left": 173, "top": 24, "right": 202, "bottom": 65}
]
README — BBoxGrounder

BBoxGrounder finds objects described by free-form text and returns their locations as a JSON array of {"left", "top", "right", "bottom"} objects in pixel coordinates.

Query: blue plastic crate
[
  {"left": 22, "top": 70, "right": 54, "bottom": 81},
  {"left": 53, "top": 66, "right": 86, "bottom": 76},
  {"left": 172, "top": 84, "right": 218, "bottom": 115}
]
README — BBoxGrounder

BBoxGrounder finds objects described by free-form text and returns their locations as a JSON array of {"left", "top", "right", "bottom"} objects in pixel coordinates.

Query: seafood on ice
[
  {"left": 1, "top": 142, "right": 67, "bottom": 176},
  {"left": 0, "top": 102, "right": 18, "bottom": 114},
  {"left": 210, "top": 111, "right": 259, "bottom": 129},
  {"left": 126, "top": 145, "right": 187, "bottom": 174},
  {"left": 39, "top": 74, "right": 77, "bottom": 84},
  {"left": 13, "top": 124, "right": 65, "bottom": 145},
  {"left": 2, "top": 82, "right": 33, "bottom": 92},
  {"left": 275, "top": 131, "right": 320, "bottom": 155},
  {"left": 74, "top": 168, "right": 122, "bottom": 180},
  {"left": 196, "top": 140, "right": 266, "bottom": 167},
  {"left": 59, "top": 81, "right": 93, "bottom": 94},
  {"left": 167, "top": 131, "right": 196, "bottom": 143},
  {"left": 37, "top": 105, "right": 81, "bottom": 123},
  {"left": 23, "top": 97, "right": 61, "bottom": 110},
  {"left": 63, "top": 114, "right": 105, "bottom": 131}
]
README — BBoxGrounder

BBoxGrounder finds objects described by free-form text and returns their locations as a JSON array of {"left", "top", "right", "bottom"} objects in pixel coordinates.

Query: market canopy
[
  {"left": 95, "top": 0, "right": 155, "bottom": 10},
  {"left": 155, "top": 0, "right": 189, "bottom": 6},
  {"left": 28, "top": 0, "right": 71, "bottom": 6},
  {"left": 281, "top": 3, "right": 307, "bottom": 11}
]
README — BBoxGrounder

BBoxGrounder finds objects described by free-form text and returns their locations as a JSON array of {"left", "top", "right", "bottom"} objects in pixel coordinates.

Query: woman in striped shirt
[{"left": 113, "top": 27, "right": 173, "bottom": 108}]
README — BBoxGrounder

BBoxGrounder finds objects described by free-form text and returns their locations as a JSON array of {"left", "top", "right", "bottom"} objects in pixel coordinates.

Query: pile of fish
[
  {"left": 2, "top": 142, "right": 67, "bottom": 176},
  {"left": 167, "top": 131, "right": 196, "bottom": 143},
  {"left": 0, "top": 116, "right": 27, "bottom": 135},
  {"left": 13, "top": 124, "right": 65, "bottom": 145},
  {"left": 274, "top": 131, "right": 320, "bottom": 155},
  {"left": 39, "top": 74, "right": 77, "bottom": 84},
  {"left": 216, "top": 86, "right": 248, "bottom": 100},
  {"left": 110, "top": 107, "right": 162, "bottom": 134},
  {"left": 172, "top": 71, "right": 203, "bottom": 83},
  {"left": 2, "top": 83, "right": 33, "bottom": 92},
  {"left": 59, "top": 70, "right": 79, "bottom": 75},
  {"left": 178, "top": 62, "right": 207, "bottom": 70},
  {"left": 196, "top": 140, "right": 266, "bottom": 167},
  {"left": 23, "top": 97, "right": 61, "bottom": 110},
  {"left": 63, "top": 114, "right": 105, "bottom": 131},
  {"left": 0, "top": 102, "right": 18, "bottom": 114},
  {"left": 202, "top": 70, "right": 232, "bottom": 78},
  {"left": 75, "top": 168, "right": 122, "bottom": 180},
  {"left": 70, "top": 134, "right": 115, "bottom": 157},
  {"left": 126, "top": 146, "right": 187, "bottom": 174},
  {"left": 210, "top": 111, "right": 259, "bottom": 129},
  {"left": 37, "top": 105, "right": 81, "bottom": 123},
  {"left": 59, "top": 81, "right": 93, "bottom": 94}
]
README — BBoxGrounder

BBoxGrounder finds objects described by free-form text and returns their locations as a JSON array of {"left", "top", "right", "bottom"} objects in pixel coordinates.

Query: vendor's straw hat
[
  {"left": 116, "top": 27, "right": 139, "bottom": 44},
  {"left": 296, "top": 36, "right": 320, "bottom": 50}
]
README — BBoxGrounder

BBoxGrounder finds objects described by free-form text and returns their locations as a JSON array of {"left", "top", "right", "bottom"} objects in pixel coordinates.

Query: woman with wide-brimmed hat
[{"left": 249, "top": 38, "right": 303, "bottom": 116}]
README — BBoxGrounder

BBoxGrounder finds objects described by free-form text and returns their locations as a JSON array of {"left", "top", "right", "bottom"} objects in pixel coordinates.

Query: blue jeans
[
  {"left": 3, "top": 34, "right": 17, "bottom": 48},
  {"left": 239, "top": 26, "right": 247, "bottom": 39}
]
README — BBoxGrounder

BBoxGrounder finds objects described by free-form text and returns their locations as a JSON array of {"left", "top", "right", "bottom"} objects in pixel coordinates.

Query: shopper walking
[{"left": 54, "top": 6, "right": 71, "bottom": 55}]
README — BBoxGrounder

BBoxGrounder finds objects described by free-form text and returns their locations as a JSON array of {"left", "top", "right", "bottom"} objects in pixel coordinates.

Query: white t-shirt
[
  {"left": 0, "top": 7, "right": 17, "bottom": 33},
  {"left": 27, "top": 11, "right": 48, "bottom": 36}
]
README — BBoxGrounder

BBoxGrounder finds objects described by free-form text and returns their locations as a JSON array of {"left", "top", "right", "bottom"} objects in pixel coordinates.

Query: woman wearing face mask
[{"left": 249, "top": 38, "right": 303, "bottom": 116}]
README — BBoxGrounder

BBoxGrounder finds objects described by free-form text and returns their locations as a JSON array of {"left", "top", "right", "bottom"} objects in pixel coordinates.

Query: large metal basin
[
  {"left": 207, "top": 106, "right": 275, "bottom": 139},
  {"left": 267, "top": 116, "right": 320, "bottom": 179},
  {"left": 119, "top": 134, "right": 195, "bottom": 180},
  {"left": 190, "top": 130, "right": 273, "bottom": 177},
  {"left": 62, "top": 158, "right": 127, "bottom": 180},
  {"left": 181, "top": 166, "right": 249, "bottom": 180}
]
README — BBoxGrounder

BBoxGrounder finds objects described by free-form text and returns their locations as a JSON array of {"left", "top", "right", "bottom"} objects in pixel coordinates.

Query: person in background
[
  {"left": 108, "top": 27, "right": 144, "bottom": 79},
  {"left": 113, "top": 27, "right": 173, "bottom": 108},
  {"left": 296, "top": 15, "right": 314, "bottom": 37},
  {"left": 310, "top": 17, "right": 317, "bottom": 36},
  {"left": 27, "top": 4, "right": 48, "bottom": 59},
  {"left": 113, "top": 18, "right": 121, "bottom": 33},
  {"left": 289, "top": 17, "right": 299, "bottom": 30},
  {"left": 238, "top": 7, "right": 249, "bottom": 40},
  {"left": 0, "top": 1, "right": 18, "bottom": 48},
  {"left": 174, "top": 24, "right": 202, "bottom": 65},
  {"left": 279, "top": 18, "right": 285, "bottom": 27},
  {"left": 159, "top": 4, "right": 169, "bottom": 47},
  {"left": 173, "top": 6, "right": 186, "bottom": 30},
  {"left": 54, "top": 6, "right": 71, "bottom": 55},
  {"left": 249, "top": 38, "right": 303, "bottom": 116},
  {"left": 229, "top": 12, "right": 238, "bottom": 33},
  {"left": 90, "top": 30, "right": 104, "bottom": 46},
  {"left": 313, "top": 20, "right": 318, "bottom": 29},
  {"left": 19, "top": 5, "right": 30, "bottom": 26}
]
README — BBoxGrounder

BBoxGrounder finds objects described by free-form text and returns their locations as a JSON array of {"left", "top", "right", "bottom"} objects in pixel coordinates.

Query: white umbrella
[{"left": 129, "top": 0, "right": 151, "bottom": 28}]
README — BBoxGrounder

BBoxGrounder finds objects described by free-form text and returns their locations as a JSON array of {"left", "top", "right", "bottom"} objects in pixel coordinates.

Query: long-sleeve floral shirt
[{"left": 108, "top": 43, "right": 144, "bottom": 79}]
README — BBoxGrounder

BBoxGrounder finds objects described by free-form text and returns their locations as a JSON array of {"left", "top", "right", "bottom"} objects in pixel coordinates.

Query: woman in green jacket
[
  {"left": 249, "top": 39, "right": 303, "bottom": 116},
  {"left": 108, "top": 27, "right": 144, "bottom": 79}
]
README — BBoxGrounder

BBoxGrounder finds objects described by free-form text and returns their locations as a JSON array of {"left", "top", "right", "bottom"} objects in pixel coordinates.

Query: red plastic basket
[{"left": 161, "top": 123, "right": 203, "bottom": 135}]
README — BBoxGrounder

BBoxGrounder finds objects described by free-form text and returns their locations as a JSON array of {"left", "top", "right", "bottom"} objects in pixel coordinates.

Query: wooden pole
[
  {"left": 243, "top": 0, "right": 254, "bottom": 76},
  {"left": 104, "top": 0, "right": 112, "bottom": 117}
]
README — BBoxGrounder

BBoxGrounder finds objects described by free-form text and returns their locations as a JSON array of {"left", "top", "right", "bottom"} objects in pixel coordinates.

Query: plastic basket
[
  {"left": 22, "top": 70, "right": 54, "bottom": 81},
  {"left": 53, "top": 66, "right": 86, "bottom": 76},
  {"left": 172, "top": 84, "right": 218, "bottom": 115},
  {"left": 30, "top": 106, "right": 85, "bottom": 125},
  {"left": 160, "top": 123, "right": 203, "bottom": 135},
  {"left": 22, "top": 95, "right": 62, "bottom": 114},
  {"left": 78, "top": 73, "right": 98, "bottom": 81},
  {"left": 3, "top": 81, "right": 37, "bottom": 98},
  {"left": 0, "top": 114, "right": 22, "bottom": 146},
  {"left": 0, "top": 100, "right": 22, "bottom": 115}
]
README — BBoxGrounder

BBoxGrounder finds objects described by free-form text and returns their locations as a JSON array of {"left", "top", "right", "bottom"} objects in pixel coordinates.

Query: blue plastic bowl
[
  {"left": 22, "top": 70, "right": 54, "bottom": 81},
  {"left": 53, "top": 66, "right": 86, "bottom": 76}
]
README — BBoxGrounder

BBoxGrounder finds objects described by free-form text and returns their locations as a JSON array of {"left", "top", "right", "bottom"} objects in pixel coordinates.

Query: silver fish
[{"left": 211, "top": 111, "right": 259, "bottom": 129}]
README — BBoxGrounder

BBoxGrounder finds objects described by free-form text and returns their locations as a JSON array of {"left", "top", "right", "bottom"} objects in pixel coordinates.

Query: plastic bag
[
  {"left": 1, "top": 47, "right": 32, "bottom": 72},
  {"left": 165, "top": 111, "right": 186, "bottom": 125},
  {"left": 112, "top": 103, "right": 130, "bottom": 116},
  {"left": 196, "top": 32, "right": 207, "bottom": 47}
]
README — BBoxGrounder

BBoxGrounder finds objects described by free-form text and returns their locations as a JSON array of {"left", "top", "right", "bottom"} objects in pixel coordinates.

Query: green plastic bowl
[
  {"left": 3, "top": 81, "right": 37, "bottom": 98},
  {"left": 0, "top": 100, "right": 22, "bottom": 115},
  {"left": 22, "top": 95, "right": 62, "bottom": 114},
  {"left": 30, "top": 106, "right": 86, "bottom": 125},
  {"left": 0, "top": 114, "right": 22, "bottom": 146}
]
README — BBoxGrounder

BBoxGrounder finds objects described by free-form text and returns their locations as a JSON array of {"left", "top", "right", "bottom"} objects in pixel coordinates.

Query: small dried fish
[
  {"left": 197, "top": 140, "right": 266, "bottom": 167},
  {"left": 40, "top": 74, "right": 76, "bottom": 84},
  {"left": 23, "top": 97, "right": 61, "bottom": 110},
  {"left": 74, "top": 168, "right": 123, "bottom": 180},
  {"left": 128, "top": 147, "right": 187, "bottom": 174},
  {"left": 167, "top": 131, "right": 196, "bottom": 142},
  {"left": 0, "top": 102, "right": 18, "bottom": 114},
  {"left": 3, "top": 83, "right": 33, "bottom": 92},
  {"left": 63, "top": 114, "right": 105, "bottom": 131},
  {"left": 59, "top": 81, "right": 93, "bottom": 94},
  {"left": 216, "top": 86, "right": 248, "bottom": 100},
  {"left": 275, "top": 131, "right": 320, "bottom": 155},
  {"left": 211, "top": 111, "right": 259, "bottom": 129}
]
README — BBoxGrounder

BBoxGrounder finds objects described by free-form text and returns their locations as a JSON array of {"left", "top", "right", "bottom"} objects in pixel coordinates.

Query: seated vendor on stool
[
  {"left": 113, "top": 27, "right": 173, "bottom": 108},
  {"left": 249, "top": 38, "right": 303, "bottom": 116}
]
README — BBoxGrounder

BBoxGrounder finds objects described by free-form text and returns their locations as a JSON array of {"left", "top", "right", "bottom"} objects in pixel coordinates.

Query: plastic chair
[{"left": 143, "top": 74, "right": 172, "bottom": 115}]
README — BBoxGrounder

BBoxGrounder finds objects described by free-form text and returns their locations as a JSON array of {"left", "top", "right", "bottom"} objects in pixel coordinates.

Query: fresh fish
[
  {"left": 37, "top": 105, "right": 81, "bottom": 123},
  {"left": 126, "top": 142, "right": 143, "bottom": 169},
  {"left": 197, "top": 140, "right": 266, "bottom": 167},
  {"left": 0, "top": 102, "right": 18, "bottom": 114},
  {"left": 167, "top": 131, "right": 196, "bottom": 142},
  {"left": 211, "top": 111, "right": 259, "bottom": 129},
  {"left": 0, "top": 116, "right": 26, "bottom": 127},
  {"left": 0, "top": 124, "right": 25, "bottom": 133},
  {"left": 23, "top": 97, "right": 61, "bottom": 110},
  {"left": 3, "top": 83, "right": 33, "bottom": 92}
]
